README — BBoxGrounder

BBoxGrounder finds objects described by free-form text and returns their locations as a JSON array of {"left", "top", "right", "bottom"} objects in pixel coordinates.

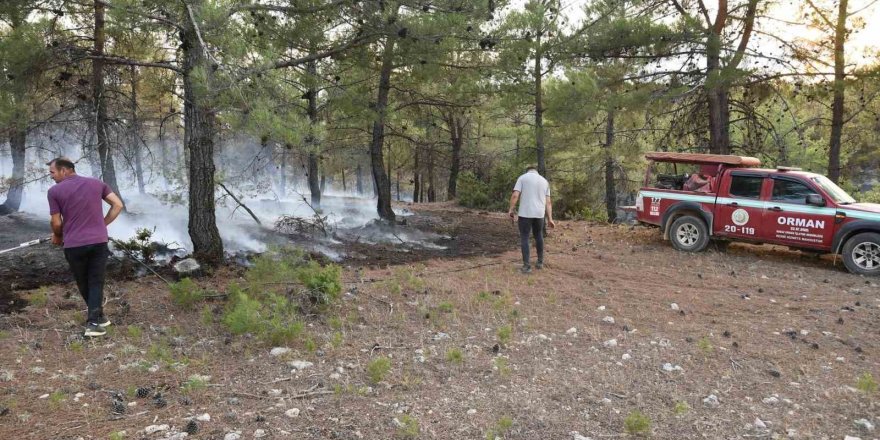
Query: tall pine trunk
[
  {"left": 93, "top": 0, "right": 123, "bottom": 200},
  {"left": 446, "top": 114, "right": 463, "bottom": 199},
  {"left": 130, "top": 66, "right": 146, "bottom": 194},
  {"left": 604, "top": 110, "right": 617, "bottom": 223},
  {"left": 369, "top": 37, "right": 396, "bottom": 221},
  {"left": 306, "top": 59, "right": 322, "bottom": 207},
  {"left": 182, "top": 3, "right": 223, "bottom": 265},
  {"left": 356, "top": 163, "right": 364, "bottom": 195},
  {"left": 828, "top": 0, "right": 848, "bottom": 183},
  {"left": 0, "top": 130, "right": 26, "bottom": 215},
  {"left": 534, "top": 35, "right": 546, "bottom": 175}
]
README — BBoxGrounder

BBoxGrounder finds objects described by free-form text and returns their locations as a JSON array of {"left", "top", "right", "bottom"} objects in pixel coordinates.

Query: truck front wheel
[
  {"left": 669, "top": 216, "right": 709, "bottom": 252},
  {"left": 842, "top": 232, "right": 880, "bottom": 276}
]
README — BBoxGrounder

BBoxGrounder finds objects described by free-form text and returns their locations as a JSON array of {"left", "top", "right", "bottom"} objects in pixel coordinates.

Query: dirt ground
[{"left": 1, "top": 203, "right": 878, "bottom": 439}]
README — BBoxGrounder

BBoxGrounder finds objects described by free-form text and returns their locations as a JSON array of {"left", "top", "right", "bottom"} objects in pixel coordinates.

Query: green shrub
[
  {"left": 395, "top": 414, "right": 420, "bottom": 439},
  {"left": 27, "top": 288, "right": 48, "bottom": 307},
  {"left": 296, "top": 261, "right": 342, "bottom": 306},
  {"left": 457, "top": 163, "right": 523, "bottom": 211},
  {"left": 673, "top": 401, "right": 689, "bottom": 415},
  {"left": 497, "top": 325, "right": 512, "bottom": 346},
  {"left": 169, "top": 278, "right": 206, "bottom": 310},
  {"left": 624, "top": 410, "right": 651, "bottom": 436},
  {"left": 367, "top": 357, "right": 391, "bottom": 384},
  {"left": 126, "top": 325, "right": 143, "bottom": 339},
  {"left": 438, "top": 301, "right": 454, "bottom": 313},
  {"left": 857, "top": 372, "right": 877, "bottom": 393},
  {"left": 485, "top": 416, "right": 514, "bottom": 440},
  {"left": 446, "top": 348, "right": 464, "bottom": 365},
  {"left": 114, "top": 228, "right": 157, "bottom": 263}
]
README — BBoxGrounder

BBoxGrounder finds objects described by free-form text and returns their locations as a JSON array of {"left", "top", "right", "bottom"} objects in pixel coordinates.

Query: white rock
[
  {"left": 854, "top": 419, "right": 875, "bottom": 432},
  {"left": 662, "top": 363, "right": 683, "bottom": 372},
  {"left": 597, "top": 306, "right": 606, "bottom": 311},
  {"left": 602, "top": 316, "right": 615, "bottom": 324},
  {"left": 285, "top": 408, "right": 301, "bottom": 418},
  {"left": 702, "top": 394, "right": 720, "bottom": 407},
  {"left": 538, "top": 334, "right": 550, "bottom": 341},
  {"left": 836, "top": 357, "right": 846, "bottom": 362},
  {"left": 223, "top": 432, "right": 241, "bottom": 440},
  {"left": 268, "top": 389, "right": 283, "bottom": 397},
  {"left": 329, "top": 373, "right": 341, "bottom": 380},
  {"left": 754, "top": 418, "right": 767, "bottom": 429},
  {"left": 38, "top": 394, "right": 49, "bottom": 399},
  {"left": 254, "top": 429, "right": 267, "bottom": 438},
  {"left": 196, "top": 413, "right": 211, "bottom": 422},
  {"left": 289, "top": 361, "right": 314, "bottom": 370},
  {"left": 432, "top": 332, "right": 450, "bottom": 341},
  {"left": 670, "top": 303, "right": 679, "bottom": 311},
  {"left": 270, "top": 347, "right": 290, "bottom": 356},
  {"left": 566, "top": 327, "right": 578, "bottom": 335},
  {"left": 844, "top": 436, "right": 862, "bottom": 440},
  {"left": 570, "top": 432, "right": 593, "bottom": 440},
  {"left": 762, "top": 396, "right": 779, "bottom": 405},
  {"left": 621, "top": 353, "right": 632, "bottom": 361},
  {"left": 145, "top": 425, "right": 170, "bottom": 434},
  {"left": 603, "top": 339, "right": 618, "bottom": 348},
  {"left": 165, "top": 434, "right": 188, "bottom": 440},
  {"left": 466, "top": 408, "right": 477, "bottom": 415}
]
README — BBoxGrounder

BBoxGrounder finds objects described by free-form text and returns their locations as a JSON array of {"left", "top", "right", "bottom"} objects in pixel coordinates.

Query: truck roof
[{"left": 645, "top": 152, "right": 762, "bottom": 167}]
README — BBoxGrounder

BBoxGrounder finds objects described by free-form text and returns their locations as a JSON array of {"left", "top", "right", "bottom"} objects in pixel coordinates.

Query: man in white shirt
[{"left": 508, "top": 166, "right": 556, "bottom": 273}]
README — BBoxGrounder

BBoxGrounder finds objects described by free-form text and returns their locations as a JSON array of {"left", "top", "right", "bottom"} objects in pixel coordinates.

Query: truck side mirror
[{"left": 806, "top": 194, "right": 826, "bottom": 207}]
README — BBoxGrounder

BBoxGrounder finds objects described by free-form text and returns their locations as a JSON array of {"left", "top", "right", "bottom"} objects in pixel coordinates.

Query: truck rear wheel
[
  {"left": 842, "top": 232, "right": 880, "bottom": 276},
  {"left": 669, "top": 216, "right": 709, "bottom": 253}
]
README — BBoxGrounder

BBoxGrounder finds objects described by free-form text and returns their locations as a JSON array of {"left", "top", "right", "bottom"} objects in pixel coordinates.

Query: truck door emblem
[{"left": 732, "top": 209, "right": 749, "bottom": 226}]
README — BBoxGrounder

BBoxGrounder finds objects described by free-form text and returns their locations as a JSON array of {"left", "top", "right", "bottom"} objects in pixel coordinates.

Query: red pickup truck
[{"left": 633, "top": 152, "right": 880, "bottom": 275}]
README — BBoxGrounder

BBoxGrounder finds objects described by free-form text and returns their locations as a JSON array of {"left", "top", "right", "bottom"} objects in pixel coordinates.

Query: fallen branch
[{"left": 217, "top": 182, "right": 262, "bottom": 226}]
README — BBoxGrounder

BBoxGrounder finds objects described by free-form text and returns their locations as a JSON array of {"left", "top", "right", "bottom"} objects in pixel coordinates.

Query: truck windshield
[{"left": 810, "top": 175, "right": 856, "bottom": 204}]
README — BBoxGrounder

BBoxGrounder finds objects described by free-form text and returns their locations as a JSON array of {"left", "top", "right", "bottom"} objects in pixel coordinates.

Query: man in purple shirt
[{"left": 47, "top": 158, "right": 124, "bottom": 337}]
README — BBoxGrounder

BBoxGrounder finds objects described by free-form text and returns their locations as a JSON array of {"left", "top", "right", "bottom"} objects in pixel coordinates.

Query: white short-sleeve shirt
[{"left": 513, "top": 170, "right": 550, "bottom": 218}]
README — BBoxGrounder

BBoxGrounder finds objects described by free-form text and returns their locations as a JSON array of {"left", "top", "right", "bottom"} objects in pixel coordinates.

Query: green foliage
[
  {"left": 181, "top": 375, "right": 208, "bottom": 394},
  {"left": 697, "top": 337, "right": 713, "bottom": 354},
  {"left": 493, "top": 357, "right": 511, "bottom": 376},
  {"left": 437, "top": 301, "right": 454, "bottom": 313},
  {"left": 673, "top": 401, "right": 689, "bottom": 415},
  {"left": 457, "top": 163, "right": 525, "bottom": 211},
  {"left": 48, "top": 390, "right": 65, "bottom": 409},
  {"left": 222, "top": 287, "right": 304, "bottom": 346},
  {"left": 395, "top": 414, "right": 420, "bottom": 439},
  {"left": 200, "top": 305, "right": 214, "bottom": 326},
  {"left": 366, "top": 357, "right": 391, "bottom": 384},
  {"left": 857, "top": 372, "right": 877, "bottom": 394},
  {"left": 126, "top": 325, "right": 143, "bottom": 339},
  {"left": 114, "top": 228, "right": 157, "bottom": 263},
  {"left": 497, "top": 325, "right": 513, "bottom": 346},
  {"left": 109, "top": 431, "right": 126, "bottom": 440},
  {"left": 27, "top": 288, "right": 48, "bottom": 307},
  {"left": 445, "top": 348, "right": 464, "bottom": 365},
  {"left": 169, "top": 278, "right": 206, "bottom": 310},
  {"left": 624, "top": 410, "right": 651, "bottom": 436},
  {"left": 485, "top": 416, "right": 514, "bottom": 440}
]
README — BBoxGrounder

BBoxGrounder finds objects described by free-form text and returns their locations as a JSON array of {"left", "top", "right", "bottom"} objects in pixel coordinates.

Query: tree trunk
[
  {"left": 93, "top": 0, "right": 123, "bottom": 200},
  {"left": 534, "top": 34, "right": 546, "bottom": 175},
  {"left": 279, "top": 146, "right": 287, "bottom": 196},
  {"left": 828, "top": 0, "right": 848, "bottom": 183},
  {"left": 604, "top": 110, "right": 617, "bottom": 223},
  {"left": 369, "top": 36, "right": 396, "bottom": 221},
  {"left": 356, "top": 163, "right": 364, "bottom": 195},
  {"left": 130, "top": 66, "right": 146, "bottom": 194},
  {"left": 0, "top": 130, "right": 26, "bottom": 215},
  {"left": 182, "top": 5, "right": 223, "bottom": 265},
  {"left": 446, "top": 114, "right": 463, "bottom": 199},
  {"left": 341, "top": 168, "right": 346, "bottom": 193},
  {"left": 413, "top": 146, "right": 420, "bottom": 203},
  {"left": 706, "top": 32, "right": 728, "bottom": 155},
  {"left": 306, "top": 59, "right": 322, "bottom": 207}
]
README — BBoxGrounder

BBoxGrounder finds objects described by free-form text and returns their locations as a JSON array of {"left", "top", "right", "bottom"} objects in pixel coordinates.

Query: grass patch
[
  {"left": 485, "top": 416, "right": 514, "bottom": 440},
  {"left": 446, "top": 348, "right": 464, "bottom": 365},
  {"left": 147, "top": 340, "right": 173, "bottom": 364},
  {"left": 109, "top": 432, "right": 126, "bottom": 440},
  {"left": 170, "top": 278, "right": 207, "bottom": 310},
  {"left": 27, "top": 288, "right": 48, "bottom": 307},
  {"left": 367, "top": 357, "right": 391, "bottom": 384},
  {"left": 673, "top": 401, "right": 689, "bottom": 415},
  {"left": 48, "top": 390, "right": 65, "bottom": 409},
  {"left": 126, "top": 325, "right": 142, "bottom": 339},
  {"left": 857, "top": 372, "right": 877, "bottom": 393},
  {"left": 697, "top": 337, "right": 713, "bottom": 354},
  {"left": 395, "top": 414, "right": 420, "bottom": 438},
  {"left": 68, "top": 341, "right": 84, "bottom": 352},
  {"left": 624, "top": 410, "right": 651, "bottom": 436},
  {"left": 330, "top": 331, "right": 344, "bottom": 348},
  {"left": 493, "top": 357, "right": 511, "bottom": 376},
  {"left": 437, "top": 301, "right": 454, "bottom": 313},
  {"left": 497, "top": 325, "right": 513, "bottom": 346},
  {"left": 182, "top": 375, "right": 209, "bottom": 394},
  {"left": 385, "top": 266, "right": 425, "bottom": 296}
]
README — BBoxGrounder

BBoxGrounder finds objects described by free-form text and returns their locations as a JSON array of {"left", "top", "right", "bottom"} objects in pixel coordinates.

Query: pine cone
[
  {"left": 136, "top": 387, "right": 151, "bottom": 399},
  {"left": 184, "top": 420, "right": 199, "bottom": 435}
]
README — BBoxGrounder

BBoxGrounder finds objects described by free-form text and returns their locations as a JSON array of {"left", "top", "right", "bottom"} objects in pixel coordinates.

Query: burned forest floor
[{"left": 1, "top": 202, "right": 879, "bottom": 439}]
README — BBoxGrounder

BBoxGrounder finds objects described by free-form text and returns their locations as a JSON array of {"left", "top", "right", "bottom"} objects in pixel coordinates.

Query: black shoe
[
  {"left": 84, "top": 323, "right": 107, "bottom": 337},
  {"left": 520, "top": 265, "right": 532, "bottom": 274},
  {"left": 535, "top": 261, "right": 544, "bottom": 270}
]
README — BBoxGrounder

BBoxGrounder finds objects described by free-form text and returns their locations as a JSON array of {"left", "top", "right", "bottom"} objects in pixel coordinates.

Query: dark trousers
[
  {"left": 63, "top": 243, "right": 109, "bottom": 323},
  {"left": 518, "top": 217, "right": 545, "bottom": 266}
]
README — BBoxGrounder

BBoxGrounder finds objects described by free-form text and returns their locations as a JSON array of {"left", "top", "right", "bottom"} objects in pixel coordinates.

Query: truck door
[
  {"left": 714, "top": 172, "right": 766, "bottom": 240},
  {"left": 761, "top": 177, "right": 836, "bottom": 250}
]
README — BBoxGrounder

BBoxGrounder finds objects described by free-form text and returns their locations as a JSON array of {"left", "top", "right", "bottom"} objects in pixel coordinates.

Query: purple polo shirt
[{"left": 47, "top": 175, "right": 111, "bottom": 248}]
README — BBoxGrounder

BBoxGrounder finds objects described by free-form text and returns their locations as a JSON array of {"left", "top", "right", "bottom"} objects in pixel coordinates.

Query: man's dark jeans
[
  {"left": 518, "top": 217, "right": 545, "bottom": 267},
  {"left": 63, "top": 242, "right": 109, "bottom": 323}
]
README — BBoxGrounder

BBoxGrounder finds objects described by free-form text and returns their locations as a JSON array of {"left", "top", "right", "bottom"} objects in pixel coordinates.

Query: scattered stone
[
  {"left": 762, "top": 396, "right": 779, "bottom": 405},
  {"left": 603, "top": 339, "right": 618, "bottom": 348},
  {"left": 602, "top": 316, "right": 615, "bottom": 324},
  {"left": 196, "top": 413, "right": 211, "bottom": 422},
  {"left": 268, "top": 389, "right": 283, "bottom": 397},
  {"left": 184, "top": 420, "right": 199, "bottom": 435},
  {"left": 854, "top": 419, "right": 875, "bottom": 432},
  {"left": 145, "top": 424, "right": 170, "bottom": 435},
  {"left": 566, "top": 327, "right": 578, "bottom": 335},
  {"left": 173, "top": 258, "right": 202, "bottom": 279},
  {"left": 432, "top": 332, "right": 451, "bottom": 341},
  {"left": 254, "top": 429, "right": 267, "bottom": 438},
  {"left": 467, "top": 409, "right": 477, "bottom": 415},
  {"left": 223, "top": 432, "right": 241, "bottom": 440},
  {"left": 570, "top": 432, "right": 593, "bottom": 440},
  {"left": 289, "top": 361, "right": 314, "bottom": 370},
  {"left": 702, "top": 394, "right": 720, "bottom": 407},
  {"left": 754, "top": 418, "right": 767, "bottom": 430},
  {"left": 285, "top": 408, "right": 300, "bottom": 418},
  {"left": 227, "top": 397, "right": 240, "bottom": 405},
  {"left": 270, "top": 347, "right": 290, "bottom": 357},
  {"left": 621, "top": 353, "right": 632, "bottom": 361},
  {"left": 844, "top": 436, "right": 862, "bottom": 440},
  {"left": 661, "top": 363, "right": 683, "bottom": 372},
  {"left": 670, "top": 303, "right": 679, "bottom": 311},
  {"left": 597, "top": 306, "right": 606, "bottom": 311}
]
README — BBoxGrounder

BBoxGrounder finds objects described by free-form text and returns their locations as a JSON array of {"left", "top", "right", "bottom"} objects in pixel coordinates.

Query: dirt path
[{"left": 0, "top": 206, "right": 878, "bottom": 439}]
